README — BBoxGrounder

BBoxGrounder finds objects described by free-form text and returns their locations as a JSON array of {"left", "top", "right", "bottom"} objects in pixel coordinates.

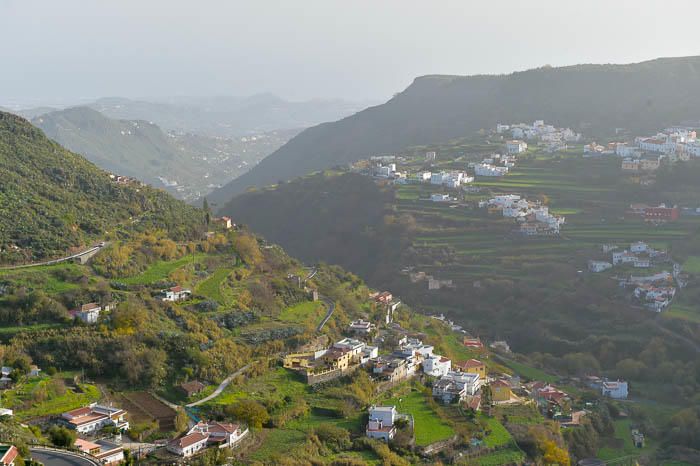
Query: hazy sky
[{"left": 2, "top": 0, "right": 700, "bottom": 105}]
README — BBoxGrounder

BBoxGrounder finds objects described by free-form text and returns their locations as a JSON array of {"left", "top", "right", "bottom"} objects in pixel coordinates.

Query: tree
[
  {"left": 48, "top": 425, "right": 76, "bottom": 447},
  {"left": 203, "top": 198, "right": 211, "bottom": 226},
  {"left": 225, "top": 399, "right": 269, "bottom": 429}
]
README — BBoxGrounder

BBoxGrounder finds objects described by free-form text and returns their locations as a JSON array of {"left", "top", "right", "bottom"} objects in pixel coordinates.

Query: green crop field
[
  {"left": 384, "top": 389, "right": 455, "bottom": 446},
  {"left": 196, "top": 267, "right": 232, "bottom": 303},
  {"left": 480, "top": 414, "right": 514, "bottom": 448},
  {"left": 120, "top": 253, "right": 209, "bottom": 285}
]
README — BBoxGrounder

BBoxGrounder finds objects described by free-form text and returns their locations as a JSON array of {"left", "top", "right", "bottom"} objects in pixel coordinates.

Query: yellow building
[
  {"left": 456, "top": 359, "right": 486, "bottom": 379},
  {"left": 491, "top": 380, "right": 512, "bottom": 402},
  {"left": 283, "top": 352, "right": 315, "bottom": 370}
]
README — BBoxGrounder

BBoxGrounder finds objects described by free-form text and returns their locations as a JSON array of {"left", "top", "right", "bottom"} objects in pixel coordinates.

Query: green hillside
[
  {"left": 211, "top": 56, "right": 700, "bottom": 203},
  {"left": 0, "top": 111, "right": 204, "bottom": 264}
]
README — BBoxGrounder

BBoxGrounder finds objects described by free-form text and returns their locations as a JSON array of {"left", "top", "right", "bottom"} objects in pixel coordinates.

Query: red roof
[
  {"left": 81, "top": 303, "right": 100, "bottom": 312},
  {"left": 170, "top": 286, "right": 183, "bottom": 293},
  {"left": 170, "top": 432, "right": 208, "bottom": 449},
  {"left": 491, "top": 379, "right": 510, "bottom": 388}
]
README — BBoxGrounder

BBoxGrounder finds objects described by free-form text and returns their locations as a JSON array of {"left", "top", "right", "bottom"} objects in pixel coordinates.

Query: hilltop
[
  {"left": 32, "top": 106, "right": 289, "bottom": 201},
  {"left": 0, "top": 111, "right": 204, "bottom": 264},
  {"left": 210, "top": 56, "right": 700, "bottom": 203}
]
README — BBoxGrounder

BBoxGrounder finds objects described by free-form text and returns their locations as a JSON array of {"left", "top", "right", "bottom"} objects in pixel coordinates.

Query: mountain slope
[
  {"left": 210, "top": 56, "right": 700, "bottom": 204},
  {"left": 0, "top": 111, "right": 203, "bottom": 264},
  {"left": 32, "top": 107, "right": 289, "bottom": 201}
]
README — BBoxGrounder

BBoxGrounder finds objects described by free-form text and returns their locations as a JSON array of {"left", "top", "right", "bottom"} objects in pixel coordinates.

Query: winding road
[
  {"left": 30, "top": 447, "right": 99, "bottom": 466},
  {"left": 0, "top": 243, "right": 108, "bottom": 270},
  {"left": 186, "top": 362, "right": 253, "bottom": 407},
  {"left": 316, "top": 295, "right": 336, "bottom": 332}
]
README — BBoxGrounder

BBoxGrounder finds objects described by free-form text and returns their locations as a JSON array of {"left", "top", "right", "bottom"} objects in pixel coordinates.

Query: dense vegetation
[
  {"left": 211, "top": 55, "right": 700, "bottom": 201},
  {"left": 0, "top": 111, "right": 204, "bottom": 263}
]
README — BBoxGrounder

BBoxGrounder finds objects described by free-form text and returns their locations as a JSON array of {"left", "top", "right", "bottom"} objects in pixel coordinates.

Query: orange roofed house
[
  {"left": 463, "top": 337, "right": 484, "bottom": 349},
  {"left": 60, "top": 404, "right": 129, "bottom": 434},
  {"left": 0, "top": 445, "right": 18, "bottom": 466}
]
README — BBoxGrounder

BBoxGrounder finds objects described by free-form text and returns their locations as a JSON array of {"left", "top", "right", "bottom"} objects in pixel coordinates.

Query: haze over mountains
[
  {"left": 209, "top": 56, "right": 700, "bottom": 204},
  {"left": 32, "top": 106, "right": 294, "bottom": 201}
]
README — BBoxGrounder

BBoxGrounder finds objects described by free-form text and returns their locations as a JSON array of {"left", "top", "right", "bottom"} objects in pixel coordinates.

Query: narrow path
[{"left": 186, "top": 362, "right": 253, "bottom": 407}]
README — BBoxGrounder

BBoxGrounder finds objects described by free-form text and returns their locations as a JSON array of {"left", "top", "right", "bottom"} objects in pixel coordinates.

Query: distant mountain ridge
[
  {"left": 87, "top": 94, "right": 372, "bottom": 137},
  {"left": 32, "top": 106, "right": 291, "bottom": 201},
  {"left": 209, "top": 56, "right": 700, "bottom": 205}
]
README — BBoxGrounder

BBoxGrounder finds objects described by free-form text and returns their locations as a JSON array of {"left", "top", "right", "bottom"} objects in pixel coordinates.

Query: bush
[{"left": 48, "top": 425, "right": 76, "bottom": 447}]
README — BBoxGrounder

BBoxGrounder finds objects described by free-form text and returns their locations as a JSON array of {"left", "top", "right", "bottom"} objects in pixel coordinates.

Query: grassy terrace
[
  {"left": 120, "top": 253, "right": 208, "bottom": 285},
  {"left": 195, "top": 266, "right": 232, "bottom": 303},
  {"left": 393, "top": 149, "right": 700, "bottom": 293},
  {"left": 383, "top": 388, "right": 455, "bottom": 446}
]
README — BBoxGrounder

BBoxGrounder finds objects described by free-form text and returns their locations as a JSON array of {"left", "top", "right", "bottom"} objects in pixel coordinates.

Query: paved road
[
  {"left": 30, "top": 448, "right": 99, "bottom": 466},
  {"left": 186, "top": 362, "right": 253, "bottom": 407},
  {"left": 0, "top": 243, "right": 107, "bottom": 270},
  {"left": 316, "top": 295, "right": 336, "bottom": 332}
]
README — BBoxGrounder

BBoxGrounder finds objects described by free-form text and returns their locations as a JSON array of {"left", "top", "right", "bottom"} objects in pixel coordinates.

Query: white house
[
  {"left": 588, "top": 261, "right": 612, "bottom": 273},
  {"left": 161, "top": 286, "right": 192, "bottom": 302},
  {"left": 333, "top": 338, "right": 366, "bottom": 360},
  {"left": 423, "top": 355, "right": 452, "bottom": 377},
  {"left": 366, "top": 406, "right": 398, "bottom": 442},
  {"left": 188, "top": 421, "right": 249, "bottom": 449},
  {"left": 506, "top": 140, "right": 528, "bottom": 154},
  {"left": 61, "top": 404, "right": 129, "bottom": 434},
  {"left": 432, "top": 371, "right": 481, "bottom": 404},
  {"left": 167, "top": 432, "right": 209, "bottom": 458},
  {"left": 601, "top": 380, "right": 628, "bottom": 399},
  {"left": 75, "top": 303, "right": 102, "bottom": 324},
  {"left": 348, "top": 319, "right": 374, "bottom": 335}
]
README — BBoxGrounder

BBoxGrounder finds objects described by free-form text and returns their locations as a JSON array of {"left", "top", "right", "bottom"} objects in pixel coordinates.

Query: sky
[{"left": 1, "top": 0, "right": 700, "bottom": 106}]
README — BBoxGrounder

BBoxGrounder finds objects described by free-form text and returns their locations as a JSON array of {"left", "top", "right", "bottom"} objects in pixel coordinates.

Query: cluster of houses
[
  {"left": 620, "top": 271, "right": 676, "bottom": 312},
  {"left": 588, "top": 241, "right": 667, "bottom": 273},
  {"left": 470, "top": 153, "right": 518, "bottom": 177},
  {"left": 57, "top": 402, "right": 249, "bottom": 461},
  {"left": 479, "top": 194, "right": 565, "bottom": 235},
  {"left": 408, "top": 271, "right": 454, "bottom": 290},
  {"left": 496, "top": 120, "right": 581, "bottom": 152},
  {"left": 284, "top": 337, "right": 379, "bottom": 385},
  {"left": 583, "top": 127, "right": 699, "bottom": 173}
]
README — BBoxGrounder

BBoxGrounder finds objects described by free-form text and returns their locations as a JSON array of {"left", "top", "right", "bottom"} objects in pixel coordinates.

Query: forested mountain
[
  {"left": 0, "top": 111, "right": 204, "bottom": 264},
  {"left": 211, "top": 56, "right": 700, "bottom": 203},
  {"left": 87, "top": 94, "right": 370, "bottom": 137},
  {"left": 32, "top": 107, "right": 291, "bottom": 201}
]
